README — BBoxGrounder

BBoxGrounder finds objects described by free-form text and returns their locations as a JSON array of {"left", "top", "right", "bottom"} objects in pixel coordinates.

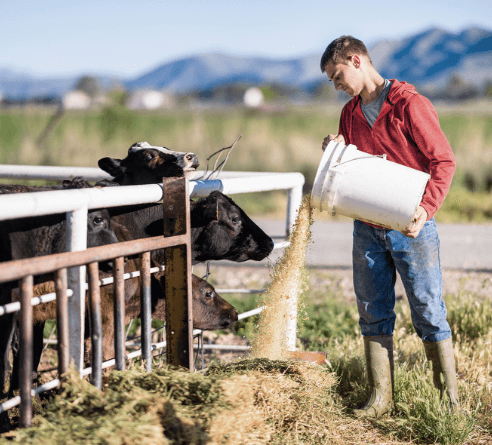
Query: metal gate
[
  {"left": 0, "top": 166, "right": 305, "bottom": 428},
  {"left": 0, "top": 177, "right": 195, "bottom": 427}
]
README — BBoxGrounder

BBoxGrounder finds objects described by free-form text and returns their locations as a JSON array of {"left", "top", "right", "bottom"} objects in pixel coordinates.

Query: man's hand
[
  {"left": 401, "top": 206, "right": 428, "bottom": 238},
  {"left": 322, "top": 134, "right": 345, "bottom": 151}
]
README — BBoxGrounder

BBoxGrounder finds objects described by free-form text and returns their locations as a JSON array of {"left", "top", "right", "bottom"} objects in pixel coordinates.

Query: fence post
[
  {"left": 113, "top": 256, "right": 126, "bottom": 371},
  {"left": 66, "top": 206, "right": 88, "bottom": 373},
  {"left": 163, "top": 177, "right": 193, "bottom": 371},
  {"left": 285, "top": 184, "right": 304, "bottom": 352},
  {"left": 140, "top": 252, "right": 152, "bottom": 372},
  {"left": 55, "top": 268, "right": 69, "bottom": 380},
  {"left": 88, "top": 262, "right": 102, "bottom": 389},
  {"left": 19, "top": 275, "right": 33, "bottom": 428}
]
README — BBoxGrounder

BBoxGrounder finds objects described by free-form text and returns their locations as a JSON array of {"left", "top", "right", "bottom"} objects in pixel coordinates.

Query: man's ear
[{"left": 351, "top": 54, "right": 361, "bottom": 69}]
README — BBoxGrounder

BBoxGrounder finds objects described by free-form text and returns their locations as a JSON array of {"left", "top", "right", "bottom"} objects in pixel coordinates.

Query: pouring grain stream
[{"left": 251, "top": 196, "right": 313, "bottom": 359}]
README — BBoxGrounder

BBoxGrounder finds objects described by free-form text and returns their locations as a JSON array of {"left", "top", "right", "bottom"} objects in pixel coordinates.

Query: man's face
[{"left": 324, "top": 56, "right": 361, "bottom": 97}]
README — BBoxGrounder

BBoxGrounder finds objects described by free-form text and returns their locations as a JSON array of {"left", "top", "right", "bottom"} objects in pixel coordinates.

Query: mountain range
[{"left": 1, "top": 26, "right": 491, "bottom": 100}]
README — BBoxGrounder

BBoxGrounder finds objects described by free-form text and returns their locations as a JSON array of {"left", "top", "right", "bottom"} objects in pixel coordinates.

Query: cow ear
[{"left": 98, "top": 157, "right": 124, "bottom": 177}]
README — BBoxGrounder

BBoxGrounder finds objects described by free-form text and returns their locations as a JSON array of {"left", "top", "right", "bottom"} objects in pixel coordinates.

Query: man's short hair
[{"left": 320, "top": 36, "right": 372, "bottom": 73}]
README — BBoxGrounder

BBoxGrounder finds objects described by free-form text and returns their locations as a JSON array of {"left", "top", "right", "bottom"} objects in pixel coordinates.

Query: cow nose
[{"left": 185, "top": 153, "right": 200, "bottom": 169}]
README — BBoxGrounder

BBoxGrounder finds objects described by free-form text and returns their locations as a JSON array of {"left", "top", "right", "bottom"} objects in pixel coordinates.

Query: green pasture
[{"left": 1, "top": 104, "right": 492, "bottom": 222}]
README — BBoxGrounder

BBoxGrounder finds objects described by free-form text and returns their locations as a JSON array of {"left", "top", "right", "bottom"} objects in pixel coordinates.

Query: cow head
[
  {"left": 87, "top": 209, "right": 120, "bottom": 249},
  {"left": 190, "top": 191, "right": 274, "bottom": 263},
  {"left": 191, "top": 275, "right": 238, "bottom": 330},
  {"left": 98, "top": 142, "right": 200, "bottom": 185},
  {"left": 125, "top": 274, "right": 238, "bottom": 331}
]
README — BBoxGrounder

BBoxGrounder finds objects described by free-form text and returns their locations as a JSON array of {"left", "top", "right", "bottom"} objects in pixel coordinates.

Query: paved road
[{"left": 254, "top": 219, "right": 492, "bottom": 271}]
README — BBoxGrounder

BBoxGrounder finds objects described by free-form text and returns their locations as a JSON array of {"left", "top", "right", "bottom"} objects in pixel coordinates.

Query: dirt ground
[{"left": 195, "top": 263, "right": 492, "bottom": 304}]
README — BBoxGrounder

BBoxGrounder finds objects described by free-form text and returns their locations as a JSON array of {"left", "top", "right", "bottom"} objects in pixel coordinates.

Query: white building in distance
[
  {"left": 243, "top": 87, "right": 264, "bottom": 108},
  {"left": 126, "top": 90, "right": 174, "bottom": 110},
  {"left": 62, "top": 90, "right": 92, "bottom": 109}
]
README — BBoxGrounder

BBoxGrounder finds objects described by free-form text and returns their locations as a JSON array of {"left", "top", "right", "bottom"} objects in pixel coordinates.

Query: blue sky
[{"left": 2, "top": 0, "right": 491, "bottom": 79}]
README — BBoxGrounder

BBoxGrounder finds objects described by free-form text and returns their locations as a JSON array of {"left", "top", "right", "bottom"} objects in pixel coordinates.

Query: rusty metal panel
[
  {"left": 55, "top": 268, "right": 69, "bottom": 379},
  {"left": 140, "top": 252, "right": 152, "bottom": 372},
  {"left": 19, "top": 275, "right": 33, "bottom": 428},
  {"left": 88, "top": 262, "right": 102, "bottom": 389},
  {"left": 163, "top": 177, "right": 193, "bottom": 371},
  {"left": 113, "top": 256, "right": 126, "bottom": 371}
]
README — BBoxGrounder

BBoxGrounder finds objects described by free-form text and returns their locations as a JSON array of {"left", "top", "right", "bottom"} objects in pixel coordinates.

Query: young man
[{"left": 320, "top": 36, "right": 458, "bottom": 417}]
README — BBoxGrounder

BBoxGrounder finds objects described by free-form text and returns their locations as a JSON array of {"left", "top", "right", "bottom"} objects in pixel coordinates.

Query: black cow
[
  {"left": 191, "top": 191, "right": 274, "bottom": 263},
  {"left": 105, "top": 191, "right": 274, "bottom": 266},
  {"left": 0, "top": 205, "right": 119, "bottom": 401},
  {"left": 0, "top": 142, "right": 273, "bottom": 412},
  {"left": 77, "top": 188, "right": 273, "bottom": 363},
  {"left": 97, "top": 141, "right": 200, "bottom": 185},
  {"left": 95, "top": 142, "right": 273, "bottom": 263}
]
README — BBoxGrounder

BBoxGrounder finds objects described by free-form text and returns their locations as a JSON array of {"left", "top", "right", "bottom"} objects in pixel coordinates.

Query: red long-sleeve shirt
[{"left": 338, "top": 80, "right": 456, "bottom": 220}]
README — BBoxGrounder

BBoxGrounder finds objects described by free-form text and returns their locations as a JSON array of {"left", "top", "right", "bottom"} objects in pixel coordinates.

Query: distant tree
[
  {"left": 308, "top": 81, "right": 337, "bottom": 102},
  {"left": 259, "top": 83, "right": 300, "bottom": 102},
  {"left": 108, "top": 87, "right": 128, "bottom": 106},
  {"left": 74, "top": 76, "right": 100, "bottom": 98},
  {"left": 444, "top": 73, "right": 479, "bottom": 100}
]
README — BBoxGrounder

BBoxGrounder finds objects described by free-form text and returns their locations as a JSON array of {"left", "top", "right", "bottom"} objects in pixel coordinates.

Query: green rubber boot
[
  {"left": 353, "top": 335, "right": 394, "bottom": 418},
  {"left": 423, "top": 337, "right": 459, "bottom": 410}
]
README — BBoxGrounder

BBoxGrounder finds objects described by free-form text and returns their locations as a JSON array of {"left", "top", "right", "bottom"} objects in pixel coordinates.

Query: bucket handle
[{"left": 331, "top": 154, "right": 387, "bottom": 170}]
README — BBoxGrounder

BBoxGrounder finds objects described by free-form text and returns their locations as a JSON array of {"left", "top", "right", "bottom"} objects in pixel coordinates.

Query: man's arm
[{"left": 406, "top": 95, "right": 456, "bottom": 220}]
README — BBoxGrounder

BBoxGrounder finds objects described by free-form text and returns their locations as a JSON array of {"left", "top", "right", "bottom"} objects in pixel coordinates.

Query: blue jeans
[{"left": 352, "top": 219, "right": 451, "bottom": 342}]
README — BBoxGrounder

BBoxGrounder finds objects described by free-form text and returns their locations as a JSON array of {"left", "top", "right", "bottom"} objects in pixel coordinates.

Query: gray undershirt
[{"left": 360, "top": 79, "right": 393, "bottom": 128}]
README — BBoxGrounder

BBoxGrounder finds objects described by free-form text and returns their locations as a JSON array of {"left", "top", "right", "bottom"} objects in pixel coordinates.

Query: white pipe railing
[{"left": 0, "top": 170, "right": 304, "bottom": 228}]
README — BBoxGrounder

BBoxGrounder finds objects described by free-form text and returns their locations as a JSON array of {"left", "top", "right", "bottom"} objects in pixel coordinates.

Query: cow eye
[
  {"left": 93, "top": 217, "right": 104, "bottom": 226},
  {"left": 205, "top": 291, "right": 213, "bottom": 299},
  {"left": 144, "top": 152, "right": 155, "bottom": 161},
  {"left": 231, "top": 216, "right": 241, "bottom": 225}
]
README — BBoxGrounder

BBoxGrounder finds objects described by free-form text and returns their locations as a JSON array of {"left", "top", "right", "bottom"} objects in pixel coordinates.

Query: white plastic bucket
[{"left": 311, "top": 141, "right": 431, "bottom": 231}]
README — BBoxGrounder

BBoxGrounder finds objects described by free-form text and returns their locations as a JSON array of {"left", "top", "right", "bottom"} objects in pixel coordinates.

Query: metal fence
[{"left": 0, "top": 165, "right": 305, "bottom": 427}]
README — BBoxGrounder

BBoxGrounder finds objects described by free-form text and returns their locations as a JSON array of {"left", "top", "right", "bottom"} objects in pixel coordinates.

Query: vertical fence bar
[
  {"left": 66, "top": 206, "right": 88, "bottom": 373},
  {"left": 285, "top": 184, "right": 304, "bottom": 351},
  {"left": 163, "top": 177, "right": 193, "bottom": 371},
  {"left": 88, "top": 262, "right": 102, "bottom": 389},
  {"left": 140, "top": 252, "right": 152, "bottom": 372},
  {"left": 113, "top": 256, "right": 126, "bottom": 371},
  {"left": 19, "top": 275, "right": 33, "bottom": 428},
  {"left": 55, "top": 268, "right": 69, "bottom": 380}
]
